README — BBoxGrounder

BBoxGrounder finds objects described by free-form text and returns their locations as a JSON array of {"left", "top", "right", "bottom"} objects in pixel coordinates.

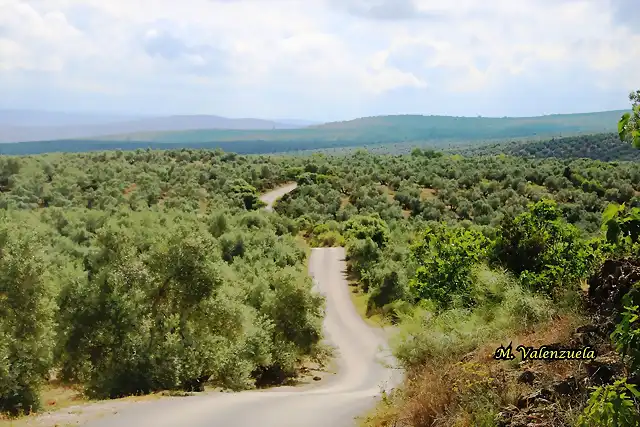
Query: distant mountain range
[
  {"left": 0, "top": 110, "right": 321, "bottom": 143},
  {"left": 0, "top": 109, "right": 628, "bottom": 156}
]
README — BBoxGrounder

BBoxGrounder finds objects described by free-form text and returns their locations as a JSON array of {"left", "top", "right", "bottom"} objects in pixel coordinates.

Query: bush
[
  {"left": 366, "top": 261, "right": 409, "bottom": 314},
  {"left": 409, "top": 226, "right": 488, "bottom": 309},
  {"left": 0, "top": 227, "right": 55, "bottom": 415},
  {"left": 393, "top": 266, "right": 553, "bottom": 368},
  {"left": 576, "top": 378, "right": 640, "bottom": 427},
  {"left": 492, "top": 199, "right": 595, "bottom": 296},
  {"left": 345, "top": 238, "right": 382, "bottom": 290},
  {"left": 611, "top": 284, "right": 640, "bottom": 376},
  {"left": 56, "top": 221, "right": 324, "bottom": 398},
  {"left": 343, "top": 215, "right": 390, "bottom": 248}
]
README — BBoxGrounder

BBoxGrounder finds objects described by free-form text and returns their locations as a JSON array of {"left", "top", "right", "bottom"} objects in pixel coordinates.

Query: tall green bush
[{"left": 0, "top": 226, "right": 55, "bottom": 414}]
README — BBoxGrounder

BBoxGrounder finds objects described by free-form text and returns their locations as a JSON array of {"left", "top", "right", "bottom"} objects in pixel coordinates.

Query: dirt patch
[
  {"left": 123, "top": 183, "right": 137, "bottom": 196},
  {"left": 419, "top": 188, "right": 437, "bottom": 200},
  {"left": 340, "top": 196, "right": 350, "bottom": 209},
  {"left": 0, "top": 394, "right": 165, "bottom": 427}
]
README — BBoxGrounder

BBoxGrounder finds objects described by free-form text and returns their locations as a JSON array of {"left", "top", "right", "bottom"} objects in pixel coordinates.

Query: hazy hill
[
  {"left": 0, "top": 110, "right": 627, "bottom": 155},
  {"left": 0, "top": 109, "right": 145, "bottom": 127},
  {"left": 0, "top": 110, "right": 305, "bottom": 143}
]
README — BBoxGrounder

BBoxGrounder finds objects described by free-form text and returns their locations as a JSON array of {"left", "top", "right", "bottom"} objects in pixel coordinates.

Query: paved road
[
  {"left": 259, "top": 182, "right": 298, "bottom": 211},
  {"left": 84, "top": 247, "right": 402, "bottom": 427}
]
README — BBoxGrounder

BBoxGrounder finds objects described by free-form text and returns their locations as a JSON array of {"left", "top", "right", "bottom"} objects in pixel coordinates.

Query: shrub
[
  {"left": 576, "top": 379, "right": 640, "bottom": 427},
  {"left": 393, "top": 267, "right": 553, "bottom": 369},
  {"left": 409, "top": 226, "right": 488, "bottom": 309},
  {"left": 0, "top": 227, "right": 55, "bottom": 415},
  {"left": 611, "top": 285, "right": 640, "bottom": 376},
  {"left": 343, "top": 215, "right": 390, "bottom": 248},
  {"left": 492, "top": 199, "right": 595, "bottom": 296}
]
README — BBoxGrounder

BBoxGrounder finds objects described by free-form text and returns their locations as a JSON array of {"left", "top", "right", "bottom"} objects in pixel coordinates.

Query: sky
[{"left": 0, "top": 0, "right": 639, "bottom": 122}]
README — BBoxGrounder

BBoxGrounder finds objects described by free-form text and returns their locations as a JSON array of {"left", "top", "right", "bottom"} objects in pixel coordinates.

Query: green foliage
[
  {"left": 0, "top": 149, "right": 333, "bottom": 413},
  {"left": 619, "top": 90, "right": 640, "bottom": 149},
  {"left": 602, "top": 203, "right": 640, "bottom": 251},
  {"left": 492, "top": 200, "right": 595, "bottom": 296},
  {"left": 0, "top": 225, "right": 55, "bottom": 415},
  {"left": 611, "top": 285, "right": 640, "bottom": 376},
  {"left": 346, "top": 238, "right": 382, "bottom": 290},
  {"left": 576, "top": 378, "right": 640, "bottom": 427},
  {"left": 393, "top": 266, "right": 553, "bottom": 368},
  {"left": 343, "top": 215, "right": 390, "bottom": 248},
  {"left": 228, "top": 179, "right": 266, "bottom": 210},
  {"left": 409, "top": 226, "right": 488, "bottom": 309},
  {"left": 458, "top": 133, "right": 640, "bottom": 162},
  {"left": 366, "top": 261, "right": 409, "bottom": 317}
]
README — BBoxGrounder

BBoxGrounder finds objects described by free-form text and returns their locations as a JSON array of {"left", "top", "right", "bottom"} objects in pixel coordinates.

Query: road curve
[
  {"left": 83, "top": 247, "right": 402, "bottom": 427},
  {"left": 259, "top": 182, "right": 298, "bottom": 211}
]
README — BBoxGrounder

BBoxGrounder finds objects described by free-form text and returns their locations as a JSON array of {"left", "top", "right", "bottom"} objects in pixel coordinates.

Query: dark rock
[
  {"left": 588, "top": 259, "right": 640, "bottom": 326},
  {"left": 517, "top": 370, "right": 535, "bottom": 385},
  {"left": 313, "top": 376, "right": 321, "bottom": 381},
  {"left": 585, "top": 355, "right": 623, "bottom": 385},
  {"left": 575, "top": 324, "right": 599, "bottom": 334},
  {"left": 551, "top": 376, "right": 578, "bottom": 396},
  {"left": 628, "top": 371, "right": 640, "bottom": 386},
  {"left": 183, "top": 374, "right": 210, "bottom": 392}
]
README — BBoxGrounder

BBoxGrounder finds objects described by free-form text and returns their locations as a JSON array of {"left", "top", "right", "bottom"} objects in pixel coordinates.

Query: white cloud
[{"left": 0, "top": 0, "right": 638, "bottom": 120}]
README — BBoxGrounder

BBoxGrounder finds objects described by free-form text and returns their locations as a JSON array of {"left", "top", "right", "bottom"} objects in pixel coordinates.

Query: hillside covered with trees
[
  {"left": 0, "top": 110, "right": 624, "bottom": 156},
  {"left": 1, "top": 92, "right": 639, "bottom": 426},
  {"left": 0, "top": 149, "right": 327, "bottom": 416},
  {"left": 457, "top": 133, "right": 640, "bottom": 162}
]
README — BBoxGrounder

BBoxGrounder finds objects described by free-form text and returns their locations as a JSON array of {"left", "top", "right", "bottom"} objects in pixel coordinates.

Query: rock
[
  {"left": 183, "top": 374, "right": 210, "bottom": 392},
  {"left": 517, "top": 370, "right": 535, "bottom": 385},
  {"left": 588, "top": 259, "right": 640, "bottom": 325},
  {"left": 313, "top": 376, "right": 321, "bottom": 381},
  {"left": 575, "top": 324, "right": 599, "bottom": 334},
  {"left": 551, "top": 376, "right": 578, "bottom": 396},
  {"left": 516, "top": 388, "right": 553, "bottom": 409},
  {"left": 585, "top": 355, "right": 623, "bottom": 385},
  {"left": 495, "top": 405, "right": 518, "bottom": 427},
  {"left": 461, "top": 350, "right": 476, "bottom": 362}
]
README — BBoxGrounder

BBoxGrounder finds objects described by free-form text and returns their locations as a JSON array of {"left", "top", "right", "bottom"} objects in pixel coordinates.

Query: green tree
[
  {"left": 343, "top": 214, "right": 390, "bottom": 248},
  {"left": 0, "top": 226, "right": 55, "bottom": 415},
  {"left": 619, "top": 90, "right": 640, "bottom": 148},
  {"left": 409, "top": 226, "right": 488, "bottom": 309},
  {"left": 492, "top": 200, "right": 595, "bottom": 296}
]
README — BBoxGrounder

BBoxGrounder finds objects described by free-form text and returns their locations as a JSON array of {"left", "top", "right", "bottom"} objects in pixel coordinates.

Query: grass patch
[{"left": 361, "top": 264, "right": 589, "bottom": 427}]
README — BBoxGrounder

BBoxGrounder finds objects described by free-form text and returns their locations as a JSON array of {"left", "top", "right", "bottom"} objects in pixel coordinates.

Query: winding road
[
  {"left": 260, "top": 182, "right": 298, "bottom": 211},
  {"left": 81, "top": 184, "right": 403, "bottom": 427}
]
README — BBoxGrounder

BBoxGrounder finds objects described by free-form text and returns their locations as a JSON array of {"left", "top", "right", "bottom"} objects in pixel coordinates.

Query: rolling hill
[
  {"left": 0, "top": 110, "right": 627, "bottom": 155},
  {"left": 453, "top": 132, "right": 640, "bottom": 162},
  {"left": 0, "top": 111, "right": 307, "bottom": 143}
]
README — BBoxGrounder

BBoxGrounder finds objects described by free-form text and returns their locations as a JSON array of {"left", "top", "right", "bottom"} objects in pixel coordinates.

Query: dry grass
[
  {"left": 362, "top": 313, "right": 587, "bottom": 427},
  {"left": 419, "top": 188, "right": 437, "bottom": 201},
  {"left": 340, "top": 196, "right": 350, "bottom": 209},
  {"left": 0, "top": 384, "right": 168, "bottom": 427},
  {"left": 0, "top": 382, "right": 88, "bottom": 426}
]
